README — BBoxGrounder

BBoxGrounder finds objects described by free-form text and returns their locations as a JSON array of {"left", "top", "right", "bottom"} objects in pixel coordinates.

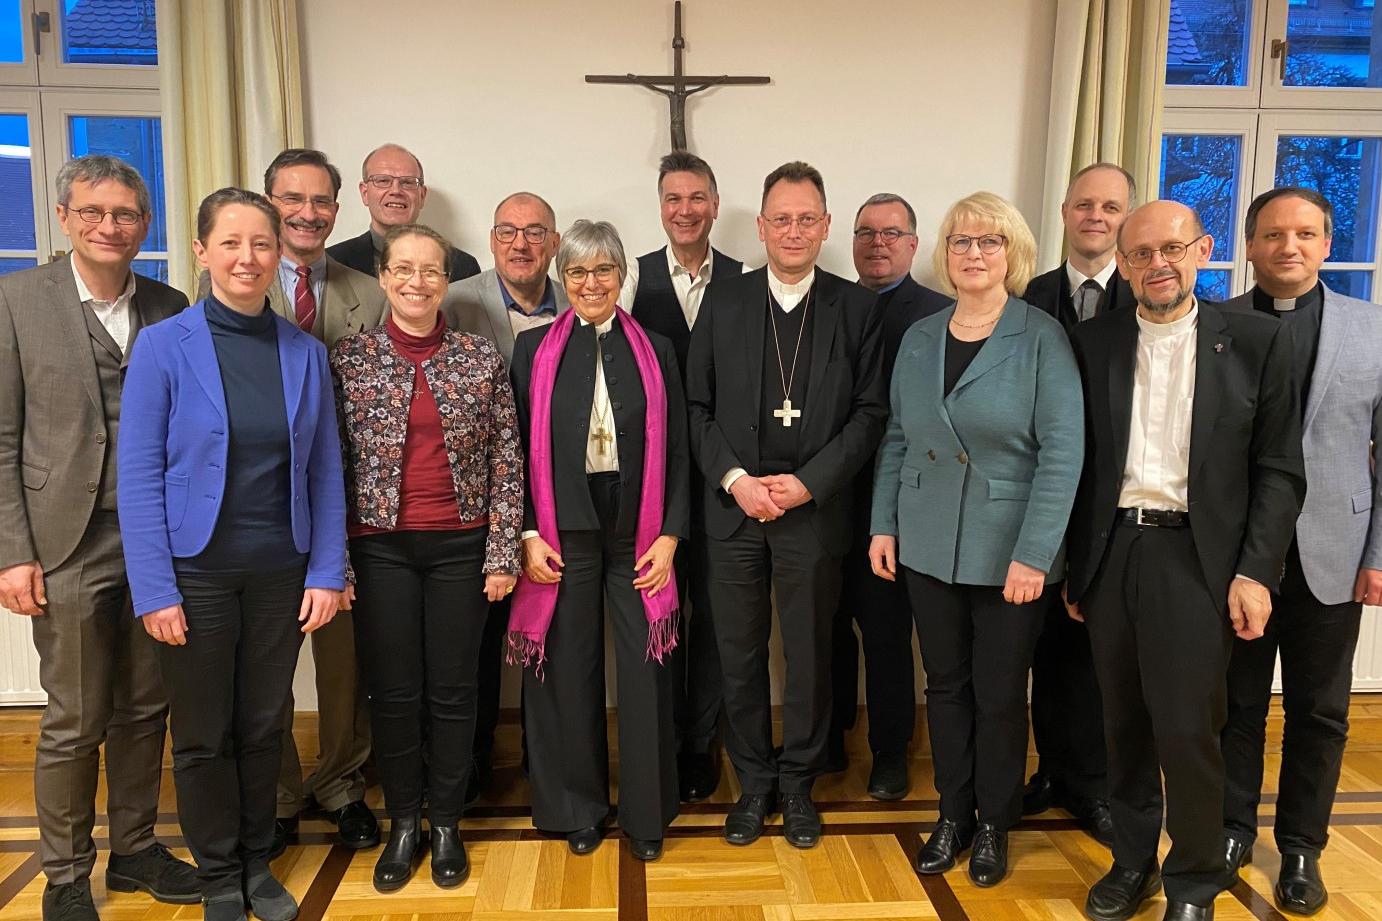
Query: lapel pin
[{"left": 1214, "top": 342, "right": 1224, "bottom": 353}]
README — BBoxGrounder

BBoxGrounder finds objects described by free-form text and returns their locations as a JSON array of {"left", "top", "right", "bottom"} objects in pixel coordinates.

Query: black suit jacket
[
  {"left": 877, "top": 275, "right": 951, "bottom": 382},
  {"left": 327, "top": 229, "right": 482, "bottom": 282},
  {"left": 1065, "top": 303, "right": 1306, "bottom": 610},
  {"left": 1023, "top": 262, "right": 1137, "bottom": 335},
  {"left": 631, "top": 246, "right": 743, "bottom": 380},
  {"left": 685, "top": 267, "right": 888, "bottom": 552},
  {"left": 509, "top": 316, "right": 689, "bottom": 542}
]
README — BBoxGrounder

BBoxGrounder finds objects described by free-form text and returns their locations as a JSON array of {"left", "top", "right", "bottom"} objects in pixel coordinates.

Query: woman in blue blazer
[
  {"left": 118, "top": 188, "right": 346, "bottom": 921},
  {"left": 869, "top": 193, "right": 1083, "bottom": 887}
]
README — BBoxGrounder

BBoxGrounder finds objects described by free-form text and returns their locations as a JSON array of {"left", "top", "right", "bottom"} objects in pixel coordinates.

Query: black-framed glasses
[
  {"left": 383, "top": 264, "right": 447, "bottom": 284},
  {"left": 853, "top": 227, "right": 914, "bottom": 245},
  {"left": 69, "top": 206, "right": 144, "bottom": 226},
  {"left": 762, "top": 213, "right": 827, "bottom": 233},
  {"left": 1121, "top": 235, "right": 1207, "bottom": 269},
  {"left": 946, "top": 233, "right": 1007, "bottom": 255},
  {"left": 364, "top": 174, "right": 424, "bottom": 191},
  {"left": 269, "top": 192, "right": 338, "bottom": 211},
  {"left": 563, "top": 264, "right": 619, "bottom": 283},
  {"left": 493, "top": 224, "right": 550, "bottom": 244}
]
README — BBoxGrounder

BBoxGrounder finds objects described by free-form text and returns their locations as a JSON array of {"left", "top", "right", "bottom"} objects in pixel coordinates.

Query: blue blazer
[
  {"left": 118, "top": 300, "right": 347, "bottom": 616},
  {"left": 870, "top": 297, "right": 1084, "bottom": 585}
]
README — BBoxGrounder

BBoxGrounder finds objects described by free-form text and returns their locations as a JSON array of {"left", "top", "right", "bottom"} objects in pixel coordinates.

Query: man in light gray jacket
[{"left": 1219, "top": 186, "right": 1382, "bottom": 917}]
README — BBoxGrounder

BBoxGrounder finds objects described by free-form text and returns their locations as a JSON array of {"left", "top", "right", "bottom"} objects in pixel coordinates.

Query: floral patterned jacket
[{"left": 329, "top": 326, "right": 524, "bottom": 574}]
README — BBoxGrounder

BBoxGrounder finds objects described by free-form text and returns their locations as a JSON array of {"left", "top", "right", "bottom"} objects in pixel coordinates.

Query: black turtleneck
[
  {"left": 1251, "top": 281, "right": 1323, "bottom": 414},
  {"left": 178, "top": 294, "right": 301, "bottom": 573}
]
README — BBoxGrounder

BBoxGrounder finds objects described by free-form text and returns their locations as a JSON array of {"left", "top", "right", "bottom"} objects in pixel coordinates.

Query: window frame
[
  {"left": 0, "top": 88, "right": 46, "bottom": 265},
  {"left": 31, "top": 0, "right": 158, "bottom": 90},
  {"left": 1259, "top": 0, "right": 1382, "bottom": 110},
  {"left": 1163, "top": 0, "right": 1271, "bottom": 109},
  {"left": 0, "top": 0, "right": 38, "bottom": 85}
]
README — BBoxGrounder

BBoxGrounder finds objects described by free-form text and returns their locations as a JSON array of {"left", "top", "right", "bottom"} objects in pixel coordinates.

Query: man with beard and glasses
[{"left": 1064, "top": 200, "right": 1304, "bottom": 921}]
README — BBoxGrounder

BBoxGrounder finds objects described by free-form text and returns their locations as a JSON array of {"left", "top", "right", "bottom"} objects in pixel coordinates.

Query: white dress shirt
[
  {"left": 1118, "top": 302, "right": 1199, "bottom": 512},
  {"left": 71, "top": 259, "right": 136, "bottom": 354},
  {"left": 619, "top": 245, "right": 752, "bottom": 323}
]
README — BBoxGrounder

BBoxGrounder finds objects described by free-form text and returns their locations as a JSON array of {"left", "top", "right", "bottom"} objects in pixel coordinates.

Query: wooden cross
[
  {"left": 585, "top": 1, "right": 770, "bottom": 151},
  {"left": 773, "top": 398, "right": 801, "bottom": 428}
]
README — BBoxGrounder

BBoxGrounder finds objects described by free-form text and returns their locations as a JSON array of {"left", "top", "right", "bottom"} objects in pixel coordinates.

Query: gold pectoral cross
[
  {"left": 773, "top": 398, "right": 802, "bottom": 428},
  {"left": 594, "top": 425, "right": 615, "bottom": 456}
]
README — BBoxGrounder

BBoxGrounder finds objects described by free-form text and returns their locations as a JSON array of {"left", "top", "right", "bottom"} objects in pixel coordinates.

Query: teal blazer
[{"left": 870, "top": 297, "right": 1084, "bottom": 585}]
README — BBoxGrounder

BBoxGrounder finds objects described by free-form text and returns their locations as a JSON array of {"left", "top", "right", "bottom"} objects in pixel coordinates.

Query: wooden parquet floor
[{"left": 1, "top": 703, "right": 1382, "bottom": 920}]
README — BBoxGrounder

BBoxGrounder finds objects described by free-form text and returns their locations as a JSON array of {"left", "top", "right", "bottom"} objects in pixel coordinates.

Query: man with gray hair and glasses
[
  {"left": 328, "top": 142, "right": 481, "bottom": 281},
  {"left": 0, "top": 155, "right": 195, "bottom": 921}
]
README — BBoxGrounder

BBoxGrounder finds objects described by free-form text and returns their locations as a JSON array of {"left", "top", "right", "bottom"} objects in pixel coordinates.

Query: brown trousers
[{"left": 30, "top": 512, "right": 167, "bottom": 883}]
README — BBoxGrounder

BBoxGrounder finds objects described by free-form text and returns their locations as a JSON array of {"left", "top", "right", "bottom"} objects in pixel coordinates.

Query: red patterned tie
[{"left": 293, "top": 264, "right": 317, "bottom": 332}]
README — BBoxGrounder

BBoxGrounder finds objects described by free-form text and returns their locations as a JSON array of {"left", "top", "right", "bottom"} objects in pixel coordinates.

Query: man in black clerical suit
[
  {"left": 1066, "top": 200, "right": 1304, "bottom": 921},
  {"left": 1018, "top": 163, "right": 1137, "bottom": 846},
  {"left": 326, "top": 143, "right": 480, "bottom": 281},
  {"left": 630, "top": 152, "right": 744, "bottom": 804},
  {"left": 825, "top": 192, "right": 949, "bottom": 800},
  {"left": 686, "top": 161, "right": 888, "bottom": 849}
]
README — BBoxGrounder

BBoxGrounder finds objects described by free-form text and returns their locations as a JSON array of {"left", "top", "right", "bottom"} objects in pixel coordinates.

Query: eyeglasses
[
  {"left": 383, "top": 264, "right": 447, "bottom": 284},
  {"left": 762, "top": 214, "right": 827, "bottom": 233},
  {"left": 493, "top": 224, "right": 551, "bottom": 244},
  {"left": 364, "top": 174, "right": 424, "bottom": 191},
  {"left": 563, "top": 264, "right": 619, "bottom": 283},
  {"left": 69, "top": 206, "right": 144, "bottom": 226},
  {"left": 1121, "top": 235, "right": 1207, "bottom": 269},
  {"left": 268, "top": 193, "right": 338, "bottom": 211},
  {"left": 853, "top": 228, "right": 914, "bottom": 245},
  {"left": 946, "top": 234, "right": 1007, "bottom": 255}
]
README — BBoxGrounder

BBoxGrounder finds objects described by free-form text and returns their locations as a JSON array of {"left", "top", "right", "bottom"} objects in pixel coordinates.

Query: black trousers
[
  {"left": 1222, "top": 541, "right": 1363, "bottom": 857},
  {"left": 351, "top": 528, "right": 490, "bottom": 826},
  {"left": 1028, "top": 589, "right": 1108, "bottom": 808},
  {"left": 157, "top": 562, "right": 306, "bottom": 897},
  {"left": 524, "top": 474, "right": 679, "bottom": 840},
  {"left": 903, "top": 569, "right": 1043, "bottom": 829},
  {"left": 1083, "top": 522, "right": 1231, "bottom": 907},
  {"left": 474, "top": 594, "right": 509, "bottom": 760},
  {"left": 706, "top": 508, "right": 842, "bottom": 795},
  {"left": 831, "top": 536, "right": 916, "bottom": 755},
  {"left": 669, "top": 528, "right": 723, "bottom": 754}
]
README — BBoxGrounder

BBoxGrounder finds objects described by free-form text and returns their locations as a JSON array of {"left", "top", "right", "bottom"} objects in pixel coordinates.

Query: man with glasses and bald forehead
[
  {"left": 1064, "top": 200, "right": 1305, "bottom": 921},
  {"left": 328, "top": 143, "right": 481, "bottom": 281}
]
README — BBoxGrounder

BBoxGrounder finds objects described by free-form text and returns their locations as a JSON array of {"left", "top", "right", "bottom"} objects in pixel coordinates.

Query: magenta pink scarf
[{"left": 506, "top": 307, "right": 679, "bottom": 673}]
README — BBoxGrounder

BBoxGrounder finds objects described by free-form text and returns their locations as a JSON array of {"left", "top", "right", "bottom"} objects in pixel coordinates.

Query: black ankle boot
[
  {"left": 373, "top": 814, "right": 422, "bottom": 893},
  {"left": 429, "top": 825, "right": 469, "bottom": 888}
]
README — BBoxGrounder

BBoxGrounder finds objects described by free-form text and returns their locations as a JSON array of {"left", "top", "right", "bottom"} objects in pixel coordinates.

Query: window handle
[
  {"left": 1271, "top": 38, "right": 1288, "bottom": 82},
  {"left": 32, "top": 11, "right": 50, "bottom": 57}
]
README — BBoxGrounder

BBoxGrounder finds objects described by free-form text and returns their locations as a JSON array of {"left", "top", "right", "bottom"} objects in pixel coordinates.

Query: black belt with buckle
[{"left": 1118, "top": 507, "right": 1189, "bottom": 528}]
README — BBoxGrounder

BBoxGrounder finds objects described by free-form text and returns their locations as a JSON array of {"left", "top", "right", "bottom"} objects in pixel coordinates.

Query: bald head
[
  {"left": 1115, "top": 201, "right": 1214, "bottom": 321},
  {"left": 358, "top": 143, "right": 427, "bottom": 233},
  {"left": 1117, "top": 200, "right": 1204, "bottom": 250},
  {"left": 493, "top": 191, "right": 556, "bottom": 229}
]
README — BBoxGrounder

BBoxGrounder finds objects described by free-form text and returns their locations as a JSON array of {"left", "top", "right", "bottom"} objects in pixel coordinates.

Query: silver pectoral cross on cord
[{"left": 773, "top": 398, "right": 801, "bottom": 427}]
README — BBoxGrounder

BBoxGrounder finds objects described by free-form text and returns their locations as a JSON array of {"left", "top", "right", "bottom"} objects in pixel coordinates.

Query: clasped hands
[{"left": 730, "top": 474, "right": 811, "bottom": 522}]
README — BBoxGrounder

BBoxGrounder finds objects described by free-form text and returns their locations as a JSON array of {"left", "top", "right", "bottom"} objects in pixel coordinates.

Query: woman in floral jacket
[{"left": 329, "top": 224, "right": 523, "bottom": 893}]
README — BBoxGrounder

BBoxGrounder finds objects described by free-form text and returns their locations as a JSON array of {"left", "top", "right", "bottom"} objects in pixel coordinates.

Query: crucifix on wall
[{"left": 585, "top": 1, "right": 771, "bottom": 151}]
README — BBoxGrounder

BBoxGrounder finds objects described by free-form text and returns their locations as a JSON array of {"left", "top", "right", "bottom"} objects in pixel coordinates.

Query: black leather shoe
[
  {"left": 269, "top": 816, "right": 298, "bottom": 860},
  {"left": 1082, "top": 801, "right": 1115, "bottom": 849},
  {"left": 567, "top": 824, "right": 604, "bottom": 855},
  {"left": 781, "top": 794, "right": 822, "bottom": 849},
  {"left": 1084, "top": 865, "right": 1161, "bottom": 921},
  {"left": 373, "top": 814, "right": 422, "bottom": 893},
  {"left": 41, "top": 880, "right": 98, "bottom": 921},
  {"left": 914, "top": 818, "right": 975, "bottom": 875},
  {"left": 106, "top": 841, "right": 200, "bottom": 903},
  {"left": 724, "top": 793, "right": 776, "bottom": 846},
  {"left": 867, "top": 751, "right": 910, "bottom": 801},
  {"left": 330, "top": 800, "right": 380, "bottom": 849},
  {"left": 678, "top": 751, "right": 720, "bottom": 803},
  {"left": 967, "top": 823, "right": 1008, "bottom": 887},
  {"left": 1161, "top": 901, "right": 1212, "bottom": 921},
  {"left": 1021, "top": 773, "right": 1055, "bottom": 815},
  {"left": 1224, "top": 835, "right": 1253, "bottom": 874},
  {"left": 429, "top": 825, "right": 469, "bottom": 888},
  {"left": 630, "top": 838, "right": 663, "bottom": 861},
  {"left": 1275, "top": 854, "right": 1327, "bottom": 915}
]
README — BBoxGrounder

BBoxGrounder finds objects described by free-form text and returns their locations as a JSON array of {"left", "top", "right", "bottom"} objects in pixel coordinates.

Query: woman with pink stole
[{"left": 507, "top": 219, "right": 689, "bottom": 862}]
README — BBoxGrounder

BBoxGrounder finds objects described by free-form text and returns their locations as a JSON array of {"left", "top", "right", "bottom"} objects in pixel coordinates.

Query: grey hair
[
  {"left": 854, "top": 192, "right": 917, "bottom": 232},
  {"left": 56, "top": 154, "right": 152, "bottom": 216},
  {"left": 555, "top": 219, "right": 627, "bottom": 281}
]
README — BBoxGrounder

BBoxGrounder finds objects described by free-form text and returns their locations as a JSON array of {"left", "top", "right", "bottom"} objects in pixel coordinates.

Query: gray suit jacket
[
  {"left": 441, "top": 268, "right": 570, "bottom": 362},
  {"left": 0, "top": 256, "right": 188, "bottom": 571},
  {"left": 1223, "top": 286, "right": 1382, "bottom": 604},
  {"left": 196, "top": 255, "right": 385, "bottom": 348}
]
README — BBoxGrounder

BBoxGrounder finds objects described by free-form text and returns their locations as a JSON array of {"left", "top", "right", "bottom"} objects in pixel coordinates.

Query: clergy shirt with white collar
[
  {"left": 71, "top": 258, "right": 136, "bottom": 353},
  {"left": 1117, "top": 301, "right": 1199, "bottom": 512},
  {"left": 1065, "top": 259, "right": 1119, "bottom": 323},
  {"left": 583, "top": 314, "right": 620, "bottom": 475}
]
